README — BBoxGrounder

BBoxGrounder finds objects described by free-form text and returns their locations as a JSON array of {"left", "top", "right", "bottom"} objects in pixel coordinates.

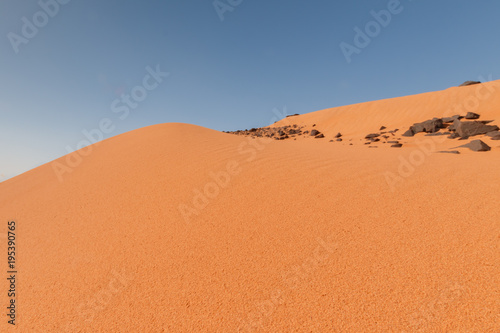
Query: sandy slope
[{"left": 0, "top": 83, "right": 499, "bottom": 332}]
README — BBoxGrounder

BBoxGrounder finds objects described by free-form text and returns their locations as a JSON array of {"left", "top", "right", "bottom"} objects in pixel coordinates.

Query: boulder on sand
[
  {"left": 310, "top": 129, "right": 320, "bottom": 136},
  {"left": 365, "top": 133, "right": 380, "bottom": 139},
  {"left": 459, "top": 81, "right": 481, "bottom": 87},
  {"left": 411, "top": 118, "right": 444, "bottom": 134},
  {"left": 453, "top": 120, "right": 499, "bottom": 139},
  {"left": 403, "top": 118, "right": 444, "bottom": 137},
  {"left": 457, "top": 140, "right": 491, "bottom": 152},
  {"left": 465, "top": 112, "right": 480, "bottom": 120},
  {"left": 437, "top": 150, "right": 461, "bottom": 154}
]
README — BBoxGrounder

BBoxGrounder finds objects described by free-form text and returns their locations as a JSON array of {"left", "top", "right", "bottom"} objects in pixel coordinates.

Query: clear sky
[{"left": 1, "top": 0, "right": 500, "bottom": 181}]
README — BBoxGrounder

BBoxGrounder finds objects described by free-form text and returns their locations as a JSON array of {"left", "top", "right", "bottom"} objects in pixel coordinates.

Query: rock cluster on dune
[
  {"left": 363, "top": 128, "right": 402, "bottom": 147},
  {"left": 401, "top": 112, "right": 499, "bottom": 139},
  {"left": 400, "top": 112, "right": 499, "bottom": 152},
  {"left": 226, "top": 111, "right": 498, "bottom": 153},
  {"left": 224, "top": 124, "right": 307, "bottom": 140},
  {"left": 225, "top": 124, "right": 330, "bottom": 140}
]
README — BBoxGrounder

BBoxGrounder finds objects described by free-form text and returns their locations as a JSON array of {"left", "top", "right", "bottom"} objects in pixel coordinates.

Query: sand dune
[{"left": 1, "top": 83, "right": 499, "bottom": 332}]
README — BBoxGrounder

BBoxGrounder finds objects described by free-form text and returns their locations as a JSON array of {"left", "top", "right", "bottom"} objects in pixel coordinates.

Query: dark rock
[
  {"left": 442, "top": 115, "right": 462, "bottom": 123},
  {"left": 315, "top": 134, "right": 325, "bottom": 138},
  {"left": 410, "top": 118, "right": 444, "bottom": 134},
  {"left": 486, "top": 131, "right": 500, "bottom": 140},
  {"left": 391, "top": 143, "right": 403, "bottom": 148},
  {"left": 425, "top": 132, "right": 448, "bottom": 136},
  {"left": 371, "top": 138, "right": 380, "bottom": 142},
  {"left": 336, "top": 138, "right": 342, "bottom": 142},
  {"left": 365, "top": 133, "right": 380, "bottom": 139},
  {"left": 380, "top": 126, "right": 387, "bottom": 130},
  {"left": 329, "top": 140, "right": 334, "bottom": 142},
  {"left": 335, "top": 133, "right": 342, "bottom": 138},
  {"left": 454, "top": 120, "right": 499, "bottom": 138},
  {"left": 457, "top": 140, "right": 491, "bottom": 152},
  {"left": 465, "top": 112, "right": 480, "bottom": 120},
  {"left": 286, "top": 114, "right": 300, "bottom": 118},
  {"left": 459, "top": 81, "right": 481, "bottom": 87},
  {"left": 312, "top": 124, "right": 316, "bottom": 127},
  {"left": 402, "top": 129, "right": 414, "bottom": 137},
  {"left": 448, "top": 119, "right": 458, "bottom": 131},
  {"left": 387, "top": 141, "right": 399, "bottom": 144},
  {"left": 368, "top": 146, "right": 378, "bottom": 148},
  {"left": 486, "top": 131, "right": 500, "bottom": 137},
  {"left": 437, "top": 151, "right": 460, "bottom": 154},
  {"left": 448, "top": 133, "right": 460, "bottom": 139},
  {"left": 309, "top": 130, "right": 319, "bottom": 136}
]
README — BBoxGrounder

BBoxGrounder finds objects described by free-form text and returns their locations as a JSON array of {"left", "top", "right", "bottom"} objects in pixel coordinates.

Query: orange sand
[{"left": 0, "top": 82, "right": 499, "bottom": 332}]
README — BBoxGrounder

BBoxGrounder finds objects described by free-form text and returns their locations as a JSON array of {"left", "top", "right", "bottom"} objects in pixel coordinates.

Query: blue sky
[{"left": 1, "top": 0, "right": 500, "bottom": 180}]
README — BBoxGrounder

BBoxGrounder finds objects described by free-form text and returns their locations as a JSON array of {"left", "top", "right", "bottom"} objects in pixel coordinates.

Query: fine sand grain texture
[{"left": 0, "top": 83, "right": 499, "bottom": 332}]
